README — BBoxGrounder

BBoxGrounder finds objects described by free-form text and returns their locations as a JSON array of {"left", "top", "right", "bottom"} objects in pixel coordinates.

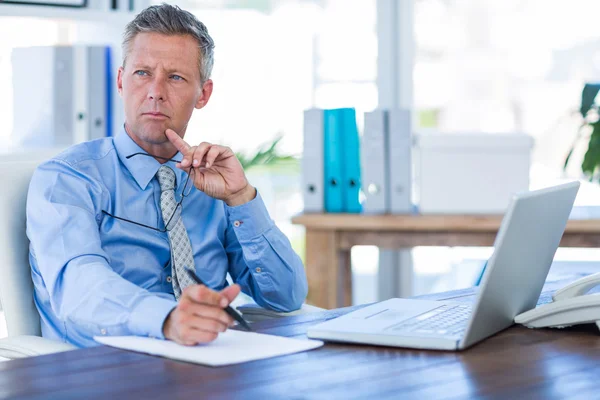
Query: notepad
[{"left": 94, "top": 330, "right": 324, "bottom": 367}]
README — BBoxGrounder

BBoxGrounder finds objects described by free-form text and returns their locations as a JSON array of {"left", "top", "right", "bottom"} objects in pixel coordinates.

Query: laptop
[{"left": 307, "top": 181, "right": 580, "bottom": 351}]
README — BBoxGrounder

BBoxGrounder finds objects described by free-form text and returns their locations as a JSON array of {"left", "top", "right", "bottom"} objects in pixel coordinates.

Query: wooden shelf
[{"left": 0, "top": 3, "right": 134, "bottom": 23}]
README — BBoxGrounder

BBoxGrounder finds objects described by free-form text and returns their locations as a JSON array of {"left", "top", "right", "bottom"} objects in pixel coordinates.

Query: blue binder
[
  {"left": 339, "top": 108, "right": 362, "bottom": 213},
  {"left": 324, "top": 109, "right": 343, "bottom": 213},
  {"left": 105, "top": 46, "right": 113, "bottom": 137}
]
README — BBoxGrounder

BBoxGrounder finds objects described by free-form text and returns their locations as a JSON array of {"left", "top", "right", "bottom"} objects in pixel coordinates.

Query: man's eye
[
  {"left": 135, "top": 70, "right": 148, "bottom": 76},
  {"left": 170, "top": 75, "right": 183, "bottom": 81}
]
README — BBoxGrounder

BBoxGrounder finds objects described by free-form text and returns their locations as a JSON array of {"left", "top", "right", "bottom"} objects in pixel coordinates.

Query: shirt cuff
[
  {"left": 225, "top": 190, "right": 273, "bottom": 240},
  {"left": 128, "top": 295, "right": 177, "bottom": 339}
]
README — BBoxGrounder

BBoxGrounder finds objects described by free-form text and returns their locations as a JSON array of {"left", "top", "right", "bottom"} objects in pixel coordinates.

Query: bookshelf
[
  {"left": 0, "top": 2, "right": 132, "bottom": 147},
  {"left": 0, "top": 3, "right": 134, "bottom": 23}
]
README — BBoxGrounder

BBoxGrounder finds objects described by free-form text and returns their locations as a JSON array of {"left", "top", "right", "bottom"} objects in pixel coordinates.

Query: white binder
[
  {"left": 302, "top": 109, "right": 325, "bottom": 213},
  {"left": 112, "top": 0, "right": 132, "bottom": 11},
  {"left": 362, "top": 110, "right": 390, "bottom": 214},
  {"left": 12, "top": 46, "right": 111, "bottom": 147},
  {"left": 87, "top": 46, "right": 110, "bottom": 140},
  {"left": 12, "top": 47, "right": 75, "bottom": 147},
  {"left": 388, "top": 109, "right": 412, "bottom": 214},
  {"left": 72, "top": 46, "right": 89, "bottom": 144}
]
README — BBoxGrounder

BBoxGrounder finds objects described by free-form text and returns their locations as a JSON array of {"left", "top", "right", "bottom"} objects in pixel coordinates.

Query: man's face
[{"left": 117, "top": 32, "right": 212, "bottom": 148}]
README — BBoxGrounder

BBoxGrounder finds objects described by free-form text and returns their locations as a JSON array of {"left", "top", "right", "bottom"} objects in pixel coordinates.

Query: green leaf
[
  {"left": 580, "top": 83, "right": 600, "bottom": 118},
  {"left": 564, "top": 122, "right": 587, "bottom": 170},
  {"left": 581, "top": 121, "right": 600, "bottom": 180},
  {"left": 235, "top": 134, "right": 296, "bottom": 171}
]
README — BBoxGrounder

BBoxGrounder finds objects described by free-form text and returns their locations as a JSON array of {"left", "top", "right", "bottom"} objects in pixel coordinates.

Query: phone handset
[
  {"left": 515, "top": 273, "right": 600, "bottom": 329},
  {"left": 552, "top": 272, "right": 600, "bottom": 301}
]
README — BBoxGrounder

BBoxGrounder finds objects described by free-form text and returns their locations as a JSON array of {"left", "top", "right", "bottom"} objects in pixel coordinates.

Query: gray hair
[{"left": 122, "top": 3, "right": 215, "bottom": 82}]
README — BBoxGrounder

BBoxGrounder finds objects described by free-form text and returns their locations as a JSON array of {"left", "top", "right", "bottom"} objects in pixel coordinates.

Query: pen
[{"left": 183, "top": 267, "right": 253, "bottom": 332}]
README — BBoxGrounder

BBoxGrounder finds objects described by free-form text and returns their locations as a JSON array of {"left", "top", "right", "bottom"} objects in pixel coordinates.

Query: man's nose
[{"left": 147, "top": 77, "right": 167, "bottom": 101}]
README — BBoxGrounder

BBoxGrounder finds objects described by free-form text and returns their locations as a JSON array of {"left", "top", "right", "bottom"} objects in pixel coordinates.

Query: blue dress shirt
[{"left": 27, "top": 129, "right": 308, "bottom": 347}]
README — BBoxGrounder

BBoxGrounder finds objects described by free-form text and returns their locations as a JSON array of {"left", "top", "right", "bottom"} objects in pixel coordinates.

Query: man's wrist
[
  {"left": 225, "top": 184, "right": 256, "bottom": 207},
  {"left": 162, "top": 309, "right": 175, "bottom": 339}
]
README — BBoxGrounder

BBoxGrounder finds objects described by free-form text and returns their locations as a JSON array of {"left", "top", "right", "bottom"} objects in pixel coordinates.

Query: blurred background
[{"left": 3, "top": 0, "right": 600, "bottom": 317}]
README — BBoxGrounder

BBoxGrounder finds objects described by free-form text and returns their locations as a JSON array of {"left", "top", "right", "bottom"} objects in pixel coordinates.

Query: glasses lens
[{"left": 183, "top": 168, "right": 194, "bottom": 197}]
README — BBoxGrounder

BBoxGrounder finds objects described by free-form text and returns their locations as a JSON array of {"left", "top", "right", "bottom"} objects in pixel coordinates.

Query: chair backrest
[{"left": 0, "top": 149, "right": 64, "bottom": 337}]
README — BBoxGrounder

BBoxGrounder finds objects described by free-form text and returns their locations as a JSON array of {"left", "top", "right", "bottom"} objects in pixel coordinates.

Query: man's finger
[
  {"left": 180, "top": 142, "right": 209, "bottom": 169},
  {"left": 185, "top": 311, "right": 230, "bottom": 333},
  {"left": 165, "top": 129, "right": 192, "bottom": 154},
  {"left": 204, "top": 145, "right": 222, "bottom": 168},
  {"left": 179, "top": 327, "right": 219, "bottom": 346},
  {"left": 220, "top": 284, "right": 241, "bottom": 304},
  {"left": 191, "top": 142, "right": 212, "bottom": 168},
  {"left": 174, "top": 301, "right": 231, "bottom": 331},
  {"left": 193, "top": 304, "right": 235, "bottom": 326},
  {"left": 183, "top": 284, "right": 227, "bottom": 307}
]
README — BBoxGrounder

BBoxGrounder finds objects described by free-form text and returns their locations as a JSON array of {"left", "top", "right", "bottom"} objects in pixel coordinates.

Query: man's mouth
[{"left": 143, "top": 112, "right": 169, "bottom": 118}]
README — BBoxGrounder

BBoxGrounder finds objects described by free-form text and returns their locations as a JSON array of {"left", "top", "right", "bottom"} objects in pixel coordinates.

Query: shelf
[{"left": 0, "top": 3, "right": 134, "bottom": 23}]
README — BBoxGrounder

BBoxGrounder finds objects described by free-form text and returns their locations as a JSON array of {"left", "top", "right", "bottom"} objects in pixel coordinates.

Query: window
[
  {"left": 176, "top": 0, "right": 377, "bottom": 155},
  {"left": 412, "top": 0, "right": 600, "bottom": 297},
  {"left": 167, "top": 0, "right": 377, "bottom": 257},
  {"left": 414, "top": 0, "right": 600, "bottom": 204}
]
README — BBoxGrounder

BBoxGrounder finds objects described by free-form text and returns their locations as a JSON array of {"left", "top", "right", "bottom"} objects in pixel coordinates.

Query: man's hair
[{"left": 122, "top": 3, "right": 215, "bottom": 82}]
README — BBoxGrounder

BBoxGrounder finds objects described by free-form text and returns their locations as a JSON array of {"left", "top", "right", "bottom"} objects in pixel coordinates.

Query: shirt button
[
  {"left": 100, "top": 328, "right": 107, "bottom": 335},
  {"left": 166, "top": 276, "right": 172, "bottom": 283},
  {"left": 255, "top": 267, "right": 261, "bottom": 273},
  {"left": 234, "top": 220, "right": 241, "bottom": 227}
]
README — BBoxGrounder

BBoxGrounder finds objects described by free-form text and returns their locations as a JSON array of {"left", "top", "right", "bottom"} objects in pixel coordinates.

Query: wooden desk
[
  {"left": 1, "top": 282, "right": 599, "bottom": 399},
  {"left": 292, "top": 213, "right": 600, "bottom": 309}
]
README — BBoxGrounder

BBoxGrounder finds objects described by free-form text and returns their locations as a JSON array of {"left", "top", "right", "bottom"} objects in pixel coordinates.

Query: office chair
[
  {"left": 0, "top": 149, "right": 322, "bottom": 359},
  {"left": 0, "top": 150, "right": 77, "bottom": 359}
]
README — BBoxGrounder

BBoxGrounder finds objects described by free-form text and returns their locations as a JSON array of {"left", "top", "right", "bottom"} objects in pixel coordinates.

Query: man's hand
[
  {"left": 165, "top": 129, "right": 256, "bottom": 206},
  {"left": 163, "top": 283, "right": 241, "bottom": 346}
]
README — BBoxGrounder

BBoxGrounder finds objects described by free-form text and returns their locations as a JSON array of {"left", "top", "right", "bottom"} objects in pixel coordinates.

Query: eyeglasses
[{"left": 101, "top": 152, "right": 194, "bottom": 232}]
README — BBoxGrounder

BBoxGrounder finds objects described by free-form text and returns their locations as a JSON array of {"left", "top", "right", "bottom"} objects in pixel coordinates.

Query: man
[{"left": 26, "top": 4, "right": 308, "bottom": 348}]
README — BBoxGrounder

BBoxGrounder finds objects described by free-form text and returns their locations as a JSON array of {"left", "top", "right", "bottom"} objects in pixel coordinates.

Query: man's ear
[
  {"left": 117, "top": 66, "right": 125, "bottom": 97},
  {"left": 195, "top": 79, "right": 213, "bottom": 110}
]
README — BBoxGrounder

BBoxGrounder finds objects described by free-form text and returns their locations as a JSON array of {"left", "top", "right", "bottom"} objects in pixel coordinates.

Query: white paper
[{"left": 94, "top": 330, "right": 324, "bottom": 367}]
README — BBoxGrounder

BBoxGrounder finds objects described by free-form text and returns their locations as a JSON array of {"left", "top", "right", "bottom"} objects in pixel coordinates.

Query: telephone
[{"left": 515, "top": 272, "right": 600, "bottom": 330}]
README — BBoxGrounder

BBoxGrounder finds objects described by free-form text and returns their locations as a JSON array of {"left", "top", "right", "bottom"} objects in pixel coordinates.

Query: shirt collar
[{"left": 114, "top": 126, "right": 186, "bottom": 190}]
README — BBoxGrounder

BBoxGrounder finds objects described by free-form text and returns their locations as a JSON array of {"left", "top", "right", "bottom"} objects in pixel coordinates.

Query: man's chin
[{"left": 135, "top": 124, "right": 173, "bottom": 144}]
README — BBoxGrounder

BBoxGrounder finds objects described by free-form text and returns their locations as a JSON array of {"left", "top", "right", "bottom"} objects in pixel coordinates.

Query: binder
[
  {"left": 362, "top": 110, "right": 389, "bottom": 214},
  {"left": 104, "top": 46, "right": 114, "bottom": 138},
  {"left": 302, "top": 109, "right": 325, "bottom": 213},
  {"left": 12, "top": 46, "right": 74, "bottom": 147},
  {"left": 74, "top": 46, "right": 113, "bottom": 143},
  {"left": 87, "top": 46, "right": 112, "bottom": 140},
  {"left": 339, "top": 108, "right": 362, "bottom": 213},
  {"left": 72, "top": 46, "right": 89, "bottom": 144},
  {"left": 388, "top": 109, "right": 412, "bottom": 214},
  {"left": 111, "top": 0, "right": 132, "bottom": 11},
  {"left": 324, "top": 109, "right": 344, "bottom": 213},
  {"left": 54, "top": 47, "right": 76, "bottom": 146},
  {"left": 12, "top": 45, "right": 112, "bottom": 147}
]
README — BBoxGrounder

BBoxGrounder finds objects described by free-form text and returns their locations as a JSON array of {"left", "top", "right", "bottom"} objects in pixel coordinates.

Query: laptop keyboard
[
  {"left": 383, "top": 292, "right": 555, "bottom": 338},
  {"left": 387, "top": 304, "right": 472, "bottom": 337}
]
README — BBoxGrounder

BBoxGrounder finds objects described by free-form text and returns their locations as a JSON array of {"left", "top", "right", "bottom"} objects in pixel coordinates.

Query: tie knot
[{"left": 157, "top": 165, "right": 176, "bottom": 191}]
